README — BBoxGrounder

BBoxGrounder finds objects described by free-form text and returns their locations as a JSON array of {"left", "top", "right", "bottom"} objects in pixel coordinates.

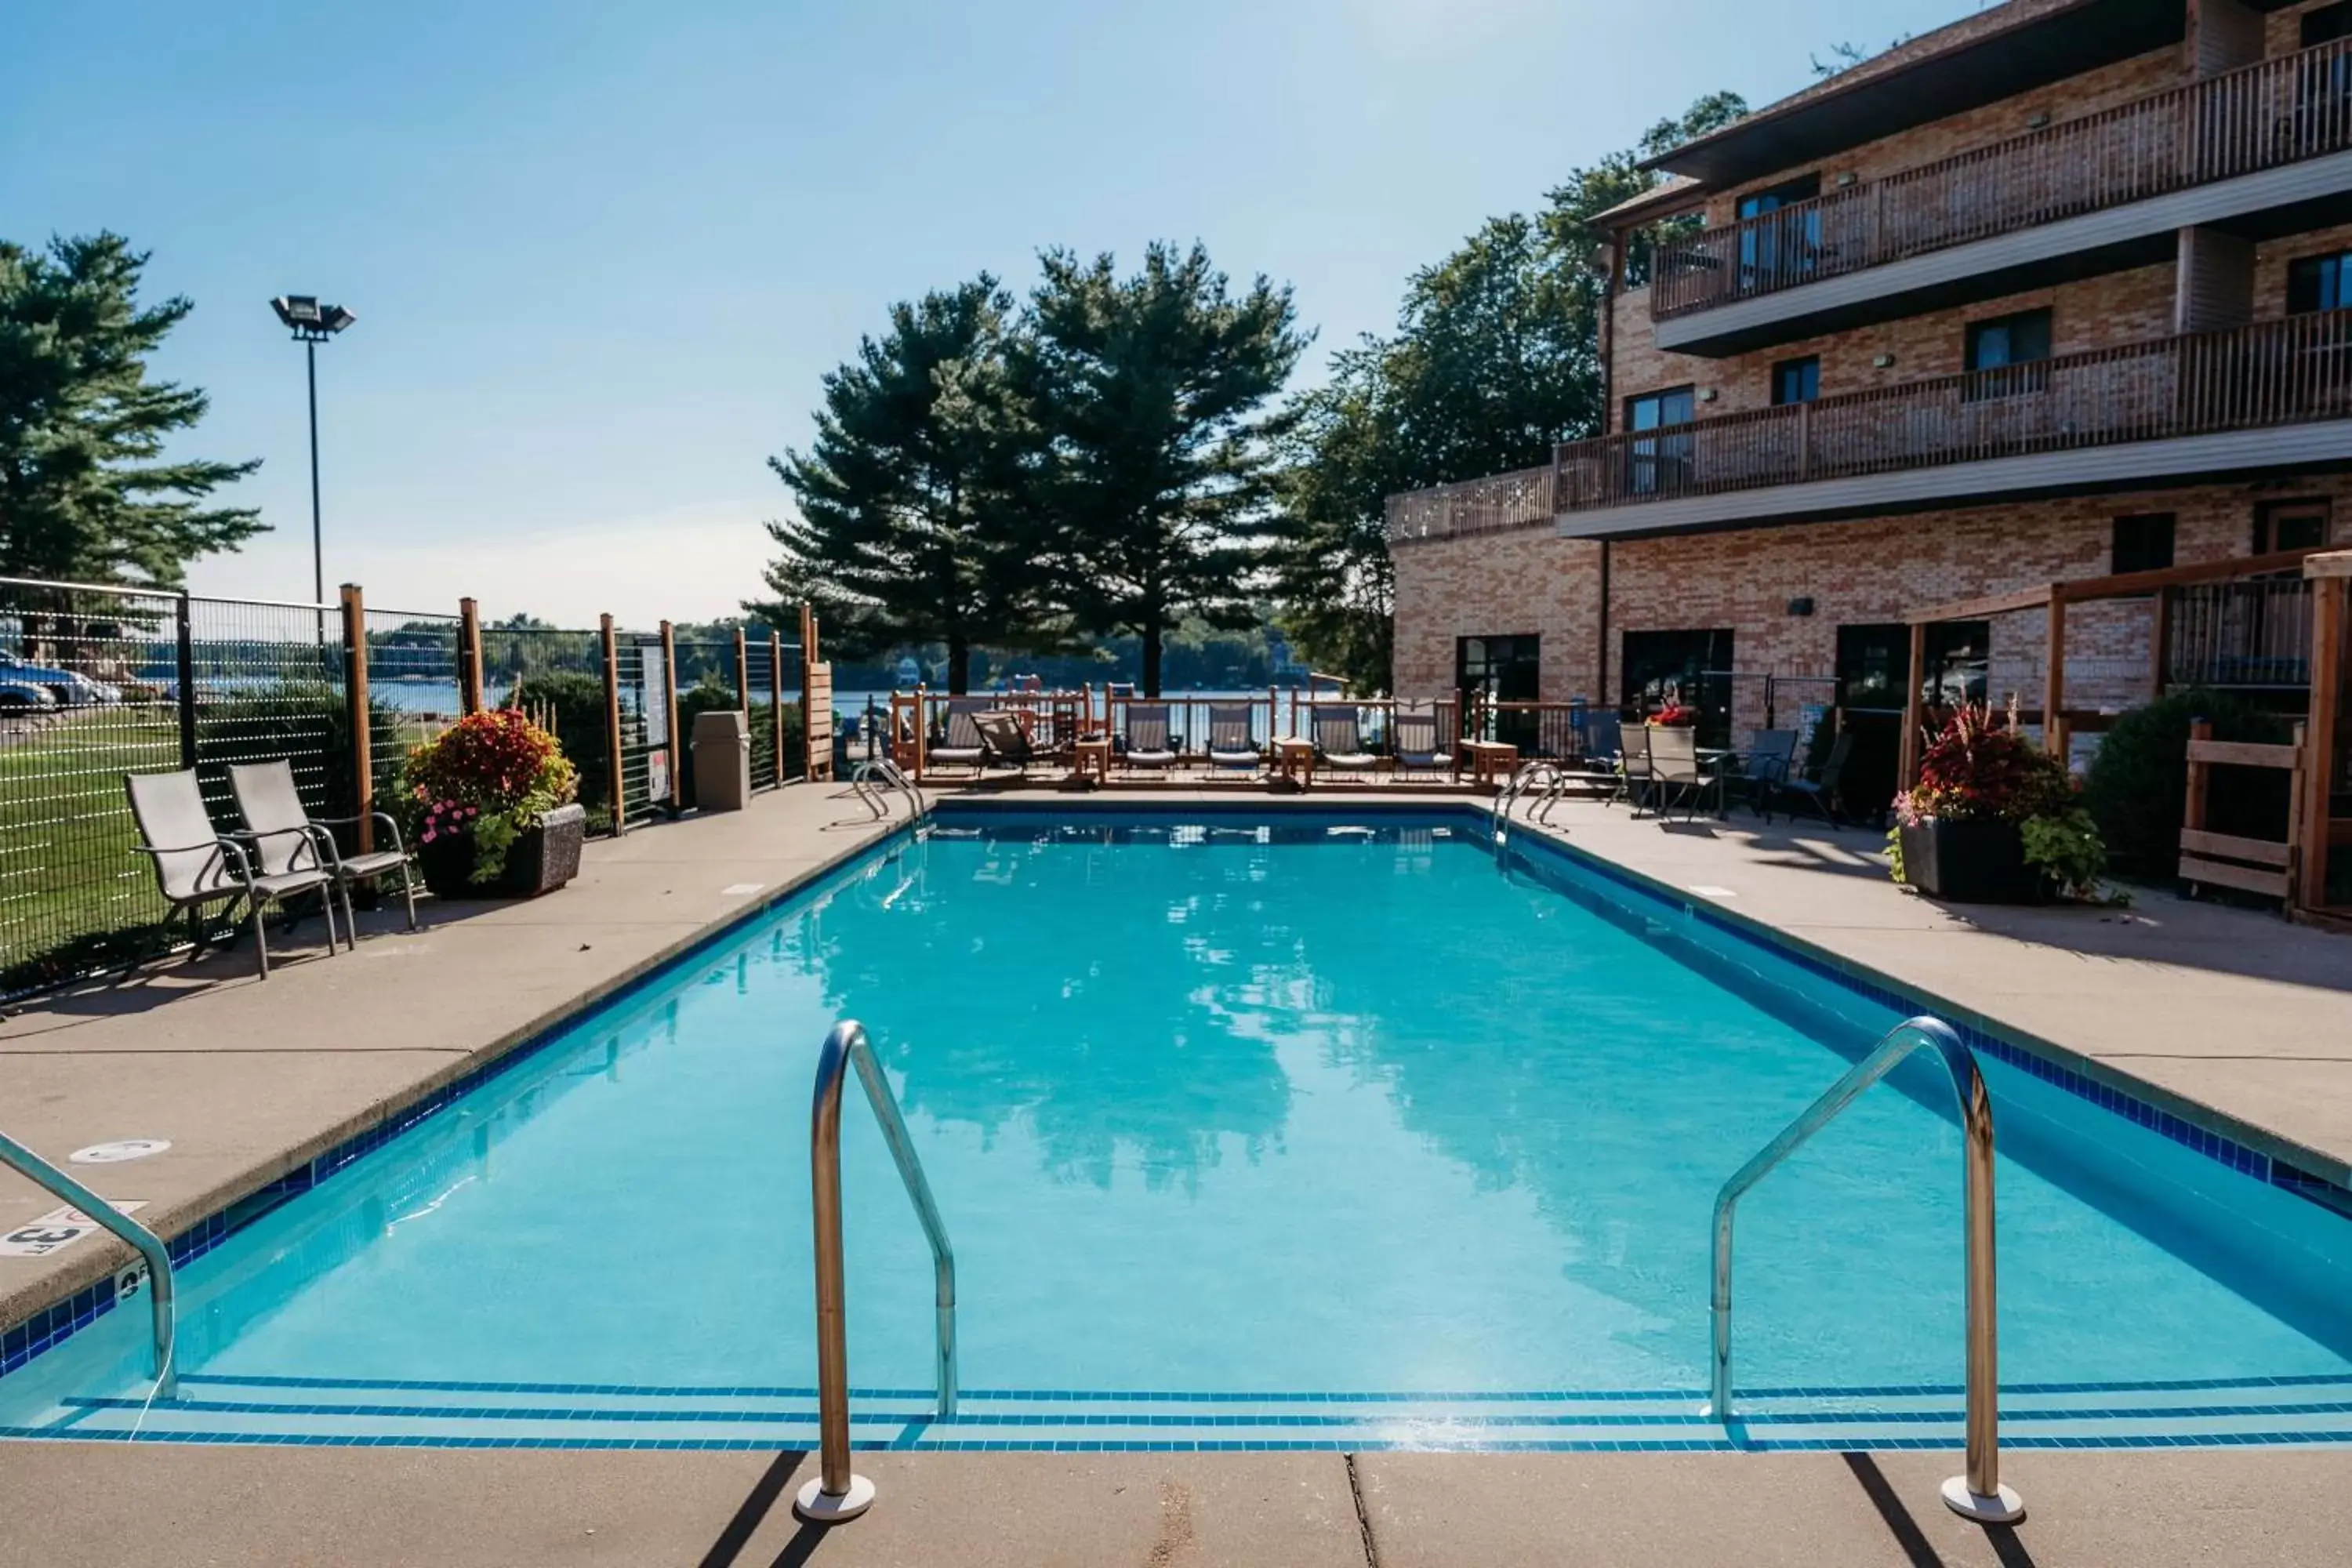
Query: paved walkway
[
  {"left": 2, "top": 1444, "right": 2346, "bottom": 1566},
  {"left": 0, "top": 782, "right": 911, "bottom": 1329}
]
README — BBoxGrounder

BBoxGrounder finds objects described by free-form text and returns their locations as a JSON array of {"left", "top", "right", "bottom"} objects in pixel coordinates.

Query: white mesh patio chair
[
  {"left": 125, "top": 768, "right": 338, "bottom": 979},
  {"left": 1204, "top": 703, "right": 1263, "bottom": 774},
  {"left": 1392, "top": 710, "right": 1453, "bottom": 778},
  {"left": 1310, "top": 706, "right": 1381, "bottom": 775},
  {"left": 230, "top": 760, "right": 417, "bottom": 948}
]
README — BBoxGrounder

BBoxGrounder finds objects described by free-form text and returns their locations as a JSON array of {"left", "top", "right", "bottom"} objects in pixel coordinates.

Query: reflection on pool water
[{"left": 6, "top": 810, "right": 2350, "bottom": 1450}]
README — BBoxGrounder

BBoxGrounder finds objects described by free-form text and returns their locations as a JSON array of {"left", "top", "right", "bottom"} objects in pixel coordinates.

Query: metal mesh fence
[
  {"left": 615, "top": 637, "right": 663, "bottom": 827},
  {"left": 486, "top": 626, "right": 613, "bottom": 830},
  {"left": 362, "top": 608, "right": 461, "bottom": 817}
]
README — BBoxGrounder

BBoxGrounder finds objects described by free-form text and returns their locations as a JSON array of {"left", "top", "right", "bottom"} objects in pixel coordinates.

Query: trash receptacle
[{"left": 691, "top": 709, "right": 751, "bottom": 811}]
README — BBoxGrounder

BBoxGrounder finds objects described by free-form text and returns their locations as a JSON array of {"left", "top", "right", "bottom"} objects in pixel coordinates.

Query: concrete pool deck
[{"left": 1, "top": 777, "right": 2349, "bottom": 1565}]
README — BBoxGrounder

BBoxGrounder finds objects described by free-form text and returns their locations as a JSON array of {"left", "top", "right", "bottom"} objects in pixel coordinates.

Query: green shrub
[
  {"left": 510, "top": 670, "right": 615, "bottom": 832},
  {"left": 2082, "top": 689, "right": 2292, "bottom": 882}
]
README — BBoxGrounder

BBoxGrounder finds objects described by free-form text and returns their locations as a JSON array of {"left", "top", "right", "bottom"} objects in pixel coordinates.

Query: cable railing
[
  {"left": 798, "top": 1019, "right": 956, "bottom": 1524},
  {"left": 1553, "top": 307, "right": 2352, "bottom": 514},
  {"left": 1711, "top": 1015, "right": 2020, "bottom": 1524},
  {"left": 1655, "top": 37, "right": 2352, "bottom": 319}
]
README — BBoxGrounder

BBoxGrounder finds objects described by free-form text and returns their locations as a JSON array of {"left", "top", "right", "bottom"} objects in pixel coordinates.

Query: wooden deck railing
[
  {"left": 1654, "top": 38, "right": 2352, "bottom": 320},
  {"left": 1384, "top": 464, "right": 1555, "bottom": 546},
  {"left": 1552, "top": 307, "right": 2352, "bottom": 513}
]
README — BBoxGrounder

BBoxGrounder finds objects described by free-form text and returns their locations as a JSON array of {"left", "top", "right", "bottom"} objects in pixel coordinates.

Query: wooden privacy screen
[
  {"left": 2180, "top": 718, "right": 2305, "bottom": 907},
  {"left": 800, "top": 602, "right": 833, "bottom": 782}
]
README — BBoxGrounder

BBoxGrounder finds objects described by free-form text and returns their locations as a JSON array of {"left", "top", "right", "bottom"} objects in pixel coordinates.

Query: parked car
[
  {"left": 0, "top": 678, "right": 58, "bottom": 713},
  {"left": 0, "top": 651, "right": 120, "bottom": 707}
]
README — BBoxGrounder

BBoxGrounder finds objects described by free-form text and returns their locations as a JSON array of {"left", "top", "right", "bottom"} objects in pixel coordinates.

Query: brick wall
[
  {"left": 2252, "top": 221, "right": 2352, "bottom": 316},
  {"left": 1393, "top": 477, "right": 2352, "bottom": 735},
  {"left": 1611, "top": 263, "right": 2180, "bottom": 420}
]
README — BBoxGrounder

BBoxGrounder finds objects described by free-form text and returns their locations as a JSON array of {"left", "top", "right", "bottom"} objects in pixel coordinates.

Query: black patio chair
[{"left": 1772, "top": 731, "right": 1855, "bottom": 826}]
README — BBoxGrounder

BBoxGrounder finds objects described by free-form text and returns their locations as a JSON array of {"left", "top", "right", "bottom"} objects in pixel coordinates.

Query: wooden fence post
[
  {"left": 2299, "top": 575, "right": 2343, "bottom": 909},
  {"left": 769, "top": 629, "right": 786, "bottom": 786},
  {"left": 600, "top": 614, "right": 625, "bottom": 835},
  {"left": 733, "top": 626, "right": 750, "bottom": 714},
  {"left": 1898, "top": 619, "right": 1929, "bottom": 791},
  {"left": 659, "top": 619, "right": 681, "bottom": 812},
  {"left": 2183, "top": 716, "right": 2212, "bottom": 855},
  {"left": 2044, "top": 584, "right": 2070, "bottom": 762},
  {"left": 458, "top": 597, "right": 485, "bottom": 714},
  {"left": 342, "top": 583, "right": 373, "bottom": 852}
]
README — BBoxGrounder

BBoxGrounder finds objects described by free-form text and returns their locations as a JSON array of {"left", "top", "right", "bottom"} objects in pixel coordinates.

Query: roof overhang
[{"left": 1642, "top": 0, "right": 2183, "bottom": 189}]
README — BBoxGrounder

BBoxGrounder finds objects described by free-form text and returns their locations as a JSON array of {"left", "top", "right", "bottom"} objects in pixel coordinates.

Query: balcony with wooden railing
[
  {"left": 1653, "top": 37, "right": 2352, "bottom": 324},
  {"left": 1552, "top": 307, "right": 2352, "bottom": 521},
  {"left": 1384, "top": 464, "right": 1555, "bottom": 546}
]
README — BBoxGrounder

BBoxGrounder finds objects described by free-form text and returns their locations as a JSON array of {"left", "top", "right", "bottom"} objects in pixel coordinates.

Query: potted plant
[
  {"left": 1889, "top": 705, "right": 2089, "bottom": 902},
  {"left": 403, "top": 708, "right": 586, "bottom": 899}
]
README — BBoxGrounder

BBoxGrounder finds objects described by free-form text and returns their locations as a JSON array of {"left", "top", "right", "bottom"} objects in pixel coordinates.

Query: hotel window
[
  {"left": 2253, "top": 499, "right": 2331, "bottom": 555},
  {"left": 2111, "top": 514, "right": 2175, "bottom": 575},
  {"left": 2303, "top": 1, "right": 2352, "bottom": 46},
  {"left": 2286, "top": 251, "right": 2352, "bottom": 314},
  {"left": 1771, "top": 356, "right": 1820, "bottom": 405},
  {"left": 1736, "top": 175, "right": 1822, "bottom": 291},
  {"left": 1623, "top": 385, "right": 1695, "bottom": 495},
  {"left": 1964, "top": 308, "right": 2052, "bottom": 397}
]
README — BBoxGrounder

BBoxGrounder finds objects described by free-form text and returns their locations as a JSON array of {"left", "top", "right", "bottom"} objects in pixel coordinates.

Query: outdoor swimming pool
[{"left": 4, "top": 806, "right": 2350, "bottom": 1450}]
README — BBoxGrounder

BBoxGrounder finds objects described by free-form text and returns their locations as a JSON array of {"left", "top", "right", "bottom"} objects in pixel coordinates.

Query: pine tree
[
  {"left": 1020, "top": 243, "right": 1305, "bottom": 696},
  {"left": 0, "top": 233, "right": 262, "bottom": 584},
  {"left": 751, "top": 278, "right": 1047, "bottom": 694}
]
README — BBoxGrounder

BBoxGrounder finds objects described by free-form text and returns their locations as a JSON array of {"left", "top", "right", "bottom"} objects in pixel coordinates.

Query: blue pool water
[{"left": 6, "top": 808, "right": 2350, "bottom": 1450}]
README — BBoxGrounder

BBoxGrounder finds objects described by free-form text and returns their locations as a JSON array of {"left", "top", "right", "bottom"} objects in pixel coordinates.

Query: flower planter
[
  {"left": 417, "top": 804, "right": 587, "bottom": 900},
  {"left": 1896, "top": 817, "right": 2045, "bottom": 903}
]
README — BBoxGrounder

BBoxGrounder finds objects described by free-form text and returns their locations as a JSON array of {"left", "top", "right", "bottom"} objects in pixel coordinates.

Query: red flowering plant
[
  {"left": 1893, "top": 704, "right": 2071, "bottom": 826},
  {"left": 401, "top": 708, "right": 578, "bottom": 884},
  {"left": 1646, "top": 702, "right": 1700, "bottom": 728}
]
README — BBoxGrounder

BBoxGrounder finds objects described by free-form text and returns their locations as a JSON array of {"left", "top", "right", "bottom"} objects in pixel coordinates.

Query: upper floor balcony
[
  {"left": 1649, "top": 37, "right": 2352, "bottom": 357},
  {"left": 1385, "top": 307, "right": 2352, "bottom": 544}
]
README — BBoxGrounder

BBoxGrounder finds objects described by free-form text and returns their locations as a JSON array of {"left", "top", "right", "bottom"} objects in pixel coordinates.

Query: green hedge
[{"left": 2082, "top": 689, "right": 2294, "bottom": 883}]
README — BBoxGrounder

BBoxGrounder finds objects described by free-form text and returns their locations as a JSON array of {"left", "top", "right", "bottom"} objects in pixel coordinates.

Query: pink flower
[{"left": 422, "top": 829, "right": 437, "bottom": 844}]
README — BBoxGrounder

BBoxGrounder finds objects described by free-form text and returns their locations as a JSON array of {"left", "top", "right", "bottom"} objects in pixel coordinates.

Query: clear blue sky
[{"left": 2, "top": 0, "right": 1972, "bottom": 626}]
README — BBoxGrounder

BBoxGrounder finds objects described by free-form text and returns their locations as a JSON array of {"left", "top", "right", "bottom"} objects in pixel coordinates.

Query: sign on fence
[{"left": 641, "top": 644, "right": 668, "bottom": 746}]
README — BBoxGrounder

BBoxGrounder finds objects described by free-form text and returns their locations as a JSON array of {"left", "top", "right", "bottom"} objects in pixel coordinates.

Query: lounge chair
[
  {"left": 971, "top": 710, "right": 1040, "bottom": 775},
  {"left": 926, "top": 699, "right": 989, "bottom": 775},
  {"left": 1637, "top": 726, "right": 1721, "bottom": 822},
  {"left": 1722, "top": 730, "right": 1796, "bottom": 818},
  {"left": 1310, "top": 705, "right": 1381, "bottom": 777},
  {"left": 229, "top": 759, "right": 419, "bottom": 946},
  {"left": 1204, "top": 703, "right": 1263, "bottom": 774},
  {"left": 1392, "top": 710, "right": 1452, "bottom": 778},
  {"left": 1119, "top": 702, "right": 1179, "bottom": 772},
  {"left": 1771, "top": 731, "right": 1854, "bottom": 826},
  {"left": 125, "top": 768, "right": 339, "bottom": 978}
]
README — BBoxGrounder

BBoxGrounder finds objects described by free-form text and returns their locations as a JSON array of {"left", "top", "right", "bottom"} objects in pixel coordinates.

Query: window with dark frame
[
  {"left": 1771, "top": 356, "right": 1820, "bottom": 406},
  {"left": 1457, "top": 634, "right": 1541, "bottom": 751},
  {"left": 2111, "top": 514, "right": 2176, "bottom": 576},
  {"left": 2303, "top": 0, "right": 2352, "bottom": 47},
  {"left": 2253, "top": 499, "right": 2331, "bottom": 556},
  {"left": 1624, "top": 385, "right": 1696, "bottom": 496},
  {"left": 1964, "top": 308, "right": 2053, "bottom": 397},
  {"left": 2287, "top": 251, "right": 2352, "bottom": 314},
  {"left": 1736, "top": 176, "right": 1823, "bottom": 292}
]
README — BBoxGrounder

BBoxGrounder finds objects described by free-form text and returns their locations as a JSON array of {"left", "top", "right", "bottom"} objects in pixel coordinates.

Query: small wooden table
[
  {"left": 1461, "top": 739, "right": 1519, "bottom": 789},
  {"left": 1073, "top": 736, "right": 1112, "bottom": 788},
  {"left": 1273, "top": 737, "right": 1316, "bottom": 790}
]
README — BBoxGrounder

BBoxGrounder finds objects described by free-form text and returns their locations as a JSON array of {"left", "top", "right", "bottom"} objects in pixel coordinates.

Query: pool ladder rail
[
  {"left": 847, "top": 757, "right": 925, "bottom": 827},
  {"left": 1491, "top": 760, "right": 1576, "bottom": 839},
  {"left": 0, "top": 1127, "right": 176, "bottom": 1401},
  {"left": 798, "top": 1019, "right": 956, "bottom": 1525},
  {"left": 1712, "top": 1015, "right": 2023, "bottom": 1524}
]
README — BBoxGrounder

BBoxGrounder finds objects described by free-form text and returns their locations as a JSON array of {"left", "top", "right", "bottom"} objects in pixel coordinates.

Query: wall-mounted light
[
  {"left": 1788, "top": 597, "right": 1816, "bottom": 617},
  {"left": 1873, "top": 353, "right": 1896, "bottom": 368},
  {"left": 1699, "top": 387, "right": 1719, "bottom": 403},
  {"left": 2027, "top": 111, "right": 2051, "bottom": 129},
  {"left": 1835, "top": 171, "right": 1859, "bottom": 187}
]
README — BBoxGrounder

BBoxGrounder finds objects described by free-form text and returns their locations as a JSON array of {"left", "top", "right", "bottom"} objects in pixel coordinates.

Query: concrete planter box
[
  {"left": 418, "top": 804, "right": 587, "bottom": 899},
  {"left": 1897, "top": 817, "right": 2045, "bottom": 903}
]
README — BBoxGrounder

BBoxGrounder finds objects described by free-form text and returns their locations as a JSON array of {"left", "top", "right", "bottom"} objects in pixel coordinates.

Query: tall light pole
[{"left": 269, "top": 296, "right": 357, "bottom": 605}]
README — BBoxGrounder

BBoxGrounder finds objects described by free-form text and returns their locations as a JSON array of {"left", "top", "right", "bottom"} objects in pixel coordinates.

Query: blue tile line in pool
[{"left": 3, "top": 803, "right": 2347, "bottom": 1398}]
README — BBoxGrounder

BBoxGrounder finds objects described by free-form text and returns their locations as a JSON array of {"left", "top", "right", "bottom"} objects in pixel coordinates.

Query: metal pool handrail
[
  {"left": 0, "top": 1128, "right": 176, "bottom": 1400},
  {"left": 1710, "top": 1015, "right": 2022, "bottom": 1524},
  {"left": 848, "top": 757, "right": 924, "bottom": 824},
  {"left": 797, "top": 1019, "right": 956, "bottom": 1524}
]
